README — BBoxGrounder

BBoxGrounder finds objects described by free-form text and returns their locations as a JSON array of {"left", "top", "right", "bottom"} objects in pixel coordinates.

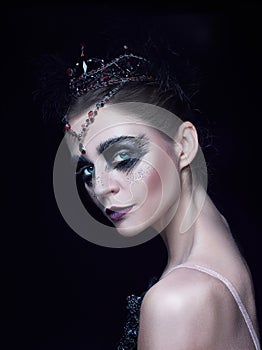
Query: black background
[{"left": 4, "top": 1, "right": 262, "bottom": 349}]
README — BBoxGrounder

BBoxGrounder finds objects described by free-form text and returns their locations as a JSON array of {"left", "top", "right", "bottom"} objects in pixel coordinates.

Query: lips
[{"left": 105, "top": 206, "right": 133, "bottom": 222}]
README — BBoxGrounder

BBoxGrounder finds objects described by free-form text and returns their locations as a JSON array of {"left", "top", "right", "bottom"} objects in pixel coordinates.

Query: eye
[
  {"left": 83, "top": 165, "right": 94, "bottom": 176},
  {"left": 113, "top": 151, "right": 130, "bottom": 163}
]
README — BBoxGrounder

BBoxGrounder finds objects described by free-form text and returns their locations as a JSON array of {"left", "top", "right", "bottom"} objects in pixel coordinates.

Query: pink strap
[{"left": 161, "top": 264, "right": 260, "bottom": 350}]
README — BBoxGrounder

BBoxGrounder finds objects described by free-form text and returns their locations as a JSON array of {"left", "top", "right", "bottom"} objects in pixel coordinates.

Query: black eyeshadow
[
  {"left": 102, "top": 135, "right": 149, "bottom": 160},
  {"left": 75, "top": 155, "right": 94, "bottom": 187},
  {"left": 73, "top": 134, "right": 150, "bottom": 187}
]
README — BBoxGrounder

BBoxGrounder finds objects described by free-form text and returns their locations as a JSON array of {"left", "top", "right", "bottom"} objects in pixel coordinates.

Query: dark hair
[{"left": 68, "top": 81, "right": 198, "bottom": 120}]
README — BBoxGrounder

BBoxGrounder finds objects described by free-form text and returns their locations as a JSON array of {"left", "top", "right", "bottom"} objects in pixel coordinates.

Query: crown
[
  {"left": 66, "top": 43, "right": 153, "bottom": 98},
  {"left": 64, "top": 44, "right": 153, "bottom": 154}
]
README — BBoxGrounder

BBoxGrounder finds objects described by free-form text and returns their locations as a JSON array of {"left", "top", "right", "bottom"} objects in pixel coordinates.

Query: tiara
[
  {"left": 64, "top": 43, "right": 153, "bottom": 154},
  {"left": 66, "top": 43, "right": 153, "bottom": 97}
]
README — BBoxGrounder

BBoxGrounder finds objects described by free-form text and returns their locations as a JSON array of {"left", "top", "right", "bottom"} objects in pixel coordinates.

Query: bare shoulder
[
  {"left": 142, "top": 266, "right": 230, "bottom": 311},
  {"left": 138, "top": 267, "right": 237, "bottom": 349}
]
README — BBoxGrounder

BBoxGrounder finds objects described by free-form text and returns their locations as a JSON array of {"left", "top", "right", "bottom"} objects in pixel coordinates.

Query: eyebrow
[
  {"left": 97, "top": 135, "right": 141, "bottom": 154},
  {"left": 71, "top": 134, "right": 148, "bottom": 164}
]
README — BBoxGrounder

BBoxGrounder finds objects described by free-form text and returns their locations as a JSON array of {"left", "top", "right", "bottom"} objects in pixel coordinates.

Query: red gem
[
  {"left": 66, "top": 68, "right": 73, "bottom": 77},
  {"left": 64, "top": 123, "right": 71, "bottom": 131},
  {"left": 88, "top": 110, "right": 93, "bottom": 117},
  {"left": 81, "top": 149, "right": 86, "bottom": 155},
  {"left": 105, "top": 97, "right": 109, "bottom": 103}
]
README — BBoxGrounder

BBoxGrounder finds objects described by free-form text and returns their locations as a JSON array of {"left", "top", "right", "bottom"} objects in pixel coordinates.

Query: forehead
[
  {"left": 67, "top": 104, "right": 165, "bottom": 156},
  {"left": 70, "top": 104, "right": 143, "bottom": 134}
]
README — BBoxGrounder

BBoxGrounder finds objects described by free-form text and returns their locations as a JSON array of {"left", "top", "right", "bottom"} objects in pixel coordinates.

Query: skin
[{"left": 67, "top": 104, "right": 260, "bottom": 349}]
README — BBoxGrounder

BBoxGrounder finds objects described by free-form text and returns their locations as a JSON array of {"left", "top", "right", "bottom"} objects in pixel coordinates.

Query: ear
[{"left": 174, "top": 121, "right": 199, "bottom": 170}]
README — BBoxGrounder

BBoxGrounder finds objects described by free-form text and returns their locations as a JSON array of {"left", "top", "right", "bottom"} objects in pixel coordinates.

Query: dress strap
[{"left": 161, "top": 263, "right": 260, "bottom": 350}]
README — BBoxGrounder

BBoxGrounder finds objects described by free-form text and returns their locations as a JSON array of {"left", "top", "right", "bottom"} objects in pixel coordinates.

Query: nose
[{"left": 93, "top": 165, "right": 120, "bottom": 199}]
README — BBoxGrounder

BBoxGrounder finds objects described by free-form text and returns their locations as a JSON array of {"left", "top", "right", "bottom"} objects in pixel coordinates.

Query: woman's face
[{"left": 68, "top": 104, "right": 181, "bottom": 236}]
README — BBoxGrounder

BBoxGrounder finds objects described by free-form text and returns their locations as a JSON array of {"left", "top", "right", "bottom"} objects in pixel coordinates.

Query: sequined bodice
[{"left": 117, "top": 276, "right": 158, "bottom": 350}]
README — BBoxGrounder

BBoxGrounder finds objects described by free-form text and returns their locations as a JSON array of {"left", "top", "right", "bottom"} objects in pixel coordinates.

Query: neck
[{"left": 159, "top": 184, "right": 207, "bottom": 272}]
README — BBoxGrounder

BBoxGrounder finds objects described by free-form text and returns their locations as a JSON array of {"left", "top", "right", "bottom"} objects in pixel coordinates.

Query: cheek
[
  {"left": 129, "top": 151, "right": 181, "bottom": 213},
  {"left": 143, "top": 167, "right": 162, "bottom": 198},
  {"left": 147, "top": 164, "right": 180, "bottom": 203},
  {"left": 143, "top": 168, "right": 164, "bottom": 210},
  {"left": 127, "top": 159, "right": 179, "bottom": 208},
  {"left": 84, "top": 184, "right": 100, "bottom": 206}
]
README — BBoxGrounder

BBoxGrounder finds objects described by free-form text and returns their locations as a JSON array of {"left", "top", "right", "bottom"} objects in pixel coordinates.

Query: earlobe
[{"left": 175, "top": 121, "right": 198, "bottom": 170}]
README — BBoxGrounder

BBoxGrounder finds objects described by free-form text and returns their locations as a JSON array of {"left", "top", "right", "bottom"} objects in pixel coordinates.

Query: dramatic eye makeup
[
  {"left": 99, "top": 134, "right": 149, "bottom": 173},
  {"left": 75, "top": 156, "right": 94, "bottom": 187},
  {"left": 74, "top": 134, "right": 149, "bottom": 187}
]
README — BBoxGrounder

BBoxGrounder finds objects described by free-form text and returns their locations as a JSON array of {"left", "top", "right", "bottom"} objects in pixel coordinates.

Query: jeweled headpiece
[{"left": 64, "top": 43, "right": 153, "bottom": 154}]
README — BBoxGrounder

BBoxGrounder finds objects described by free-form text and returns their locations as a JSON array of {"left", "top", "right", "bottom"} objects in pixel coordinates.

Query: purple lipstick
[{"left": 105, "top": 206, "right": 133, "bottom": 222}]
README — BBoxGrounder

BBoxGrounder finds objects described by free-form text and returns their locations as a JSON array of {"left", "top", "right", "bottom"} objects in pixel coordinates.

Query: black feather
[
  {"left": 32, "top": 53, "right": 72, "bottom": 126},
  {"left": 140, "top": 36, "right": 202, "bottom": 108}
]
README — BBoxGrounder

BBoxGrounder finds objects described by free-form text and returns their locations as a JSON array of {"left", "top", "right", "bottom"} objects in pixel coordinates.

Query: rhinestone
[{"left": 64, "top": 123, "right": 71, "bottom": 131}]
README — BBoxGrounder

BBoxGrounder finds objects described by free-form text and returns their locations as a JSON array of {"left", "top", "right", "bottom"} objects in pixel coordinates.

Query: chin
[
  {"left": 114, "top": 222, "right": 149, "bottom": 237},
  {"left": 112, "top": 214, "right": 163, "bottom": 237}
]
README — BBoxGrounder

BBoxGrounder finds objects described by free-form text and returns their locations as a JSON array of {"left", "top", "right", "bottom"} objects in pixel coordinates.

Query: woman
[{"left": 45, "top": 43, "right": 260, "bottom": 349}]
